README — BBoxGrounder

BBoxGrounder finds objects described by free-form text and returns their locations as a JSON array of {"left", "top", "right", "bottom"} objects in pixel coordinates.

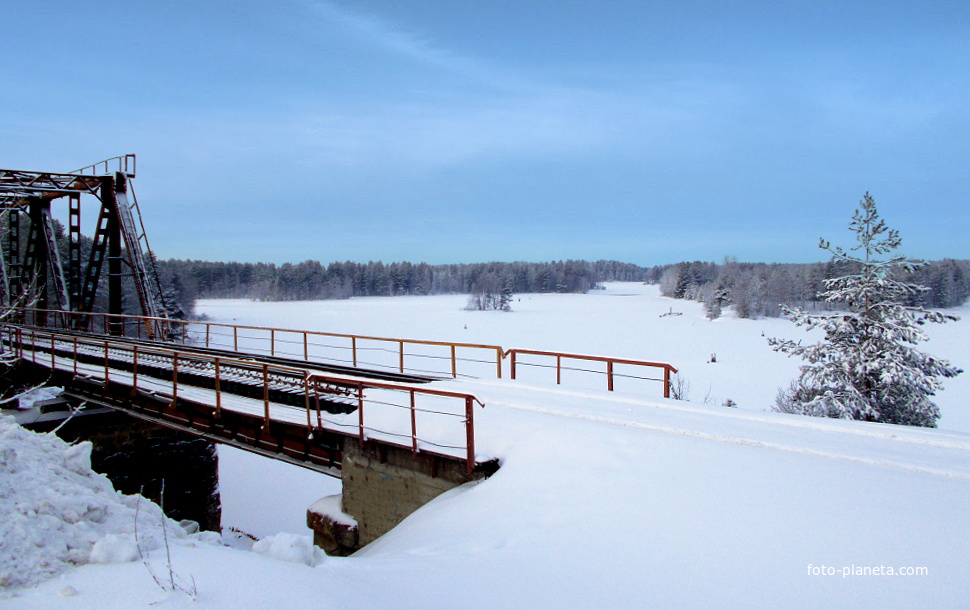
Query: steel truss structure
[{"left": 0, "top": 155, "right": 168, "bottom": 338}]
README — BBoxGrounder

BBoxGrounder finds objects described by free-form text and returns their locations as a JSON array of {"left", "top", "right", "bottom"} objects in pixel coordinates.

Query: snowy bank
[{"left": 0, "top": 415, "right": 190, "bottom": 588}]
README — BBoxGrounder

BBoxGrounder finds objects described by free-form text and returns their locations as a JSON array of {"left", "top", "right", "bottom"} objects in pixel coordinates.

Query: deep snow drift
[
  {"left": 4, "top": 283, "right": 968, "bottom": 608},
  {"left": 0, "top": 413, "right": 199, "bottom": 589}
]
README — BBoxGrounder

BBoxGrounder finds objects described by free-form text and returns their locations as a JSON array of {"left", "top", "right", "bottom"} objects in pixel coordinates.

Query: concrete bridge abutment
[{"left": 308, "top": 438, "right": 496, "bottom": 555}]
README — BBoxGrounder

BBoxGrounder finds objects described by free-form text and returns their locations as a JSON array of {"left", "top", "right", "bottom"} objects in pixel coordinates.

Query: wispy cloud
[
  {"left": 300, "top": 0, "right": 486, "bottom": 80},
  {"left": 283, "top": 1, "right": 754, "bottom": 173}
]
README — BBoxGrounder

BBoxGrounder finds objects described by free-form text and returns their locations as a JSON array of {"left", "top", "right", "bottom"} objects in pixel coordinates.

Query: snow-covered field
[
  {"left": 196, "top": 282, "right": 970, "bottom": 433},
  {"left": 4, "top": 283, "right": 968, "bottom": 608}
]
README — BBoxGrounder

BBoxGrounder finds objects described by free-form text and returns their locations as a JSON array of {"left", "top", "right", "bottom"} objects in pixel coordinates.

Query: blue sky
[{"left": 3, "top": 1, "right": 968, "bottom": 266}]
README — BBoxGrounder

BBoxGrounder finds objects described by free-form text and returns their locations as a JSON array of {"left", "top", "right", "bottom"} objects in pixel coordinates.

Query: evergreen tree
[
  {"left": 498, "top": 279, "right": 513, "bottom": 312},
  {"left": 768, "top": 193, "right": 962, "bottom": 427}
]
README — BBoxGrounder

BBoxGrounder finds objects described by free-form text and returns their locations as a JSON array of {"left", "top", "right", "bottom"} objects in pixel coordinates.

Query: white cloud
[{"left": 300, "top": 0, "right": 479, "bottom": 78}]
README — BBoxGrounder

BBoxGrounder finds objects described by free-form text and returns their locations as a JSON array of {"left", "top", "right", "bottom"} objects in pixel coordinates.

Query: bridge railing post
[
  {"left": 132, "top": 345, "right": 139, "bottom": 394},
  {"left": 103, "top": 339, "right": 109, "bottom": 388},
  {"left": 357, "top": 383, "right": 365, "bottom": 448},
  {"left": 214, "top": 358, "right": 222, "bottom": 417},
  {"left": 313, "top": 380, "right": 322, "bottom": 429},
  {"left": 171, "top": 353, "right": 179, "bottom": 407},
  {"left": 410, "top": 390, "right": 417, "bottom": 455},
  {"left": 303, "top": 375, "right": 312, "bottom": 432},
  {"left": 262, "top": 364, "right": 270, "bottom": 431},
  {"left": 465, "top": 396, "right": 475, "bottom": 475}
]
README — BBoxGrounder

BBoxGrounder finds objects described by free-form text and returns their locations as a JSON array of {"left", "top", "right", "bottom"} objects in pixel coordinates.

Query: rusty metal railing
[
  {"left": 13, "top": 307, "right": 678, "bottom": 399},
  {"left": 71, "top": 154, "right": 137, "bottom": 177},
  {"left": 505, "top": 348, "right": 678, "bottom": 398},
  {"left": 6, "top": 325, "right": 483, "bottom": 473},
  {"left": 306, "top": 373, "right": 482, "bottom": 473},
  {"left": 15, "top": 308, "right": 505, "bottom": 380}
]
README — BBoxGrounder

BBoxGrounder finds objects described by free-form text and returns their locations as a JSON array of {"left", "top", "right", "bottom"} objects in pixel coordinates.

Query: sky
[{"left": 3, "top": 0, "right": 968, "bottom": 266}]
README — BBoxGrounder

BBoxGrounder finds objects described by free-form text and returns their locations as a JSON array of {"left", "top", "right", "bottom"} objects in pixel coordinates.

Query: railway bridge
[{"left": 0, "top": 157, "right": 676, "bottom": 554}]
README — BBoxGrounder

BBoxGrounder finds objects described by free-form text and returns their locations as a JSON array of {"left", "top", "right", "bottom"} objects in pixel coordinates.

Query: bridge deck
[
  {"left": 6, "top": 312, "right": 677, "bottom": 481},
  {"left": 8, "top": 327, "right": 482, "bottom": 477}
]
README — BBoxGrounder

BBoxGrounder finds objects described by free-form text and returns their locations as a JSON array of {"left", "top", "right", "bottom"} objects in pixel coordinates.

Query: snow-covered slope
[
  {"left": 5, "top": 284, "right": 967, "bottom": 608},
  {"left": 0, "top": 415, "right": 209, "bottom": 589}
]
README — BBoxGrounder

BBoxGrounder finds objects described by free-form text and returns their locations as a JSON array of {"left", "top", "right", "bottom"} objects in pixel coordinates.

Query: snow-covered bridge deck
[
  {"left": 5, "top": 308, "right": 679, "bottom": 480},
  {"left": 6, "top": 325, "right": 487, "bottom": 478}
]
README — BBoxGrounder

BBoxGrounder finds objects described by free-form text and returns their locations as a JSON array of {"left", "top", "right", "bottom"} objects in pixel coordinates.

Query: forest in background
[
  {"left": 157, "top": 259, "right": 648, "bottom": 311},
  {"left": 656, "top": 258, "right": 970, "bottom": 320},
  {"left": 156, "top": 256, "right": 970, "bottom": 319}
]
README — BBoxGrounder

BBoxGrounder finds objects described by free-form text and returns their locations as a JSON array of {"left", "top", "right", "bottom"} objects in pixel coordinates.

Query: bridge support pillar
[{"left": 308, "top": 438, "right": 492, "bottom": 554}]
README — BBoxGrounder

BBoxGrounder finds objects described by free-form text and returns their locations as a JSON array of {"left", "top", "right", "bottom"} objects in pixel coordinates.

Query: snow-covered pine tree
[
  {"left": 768, "top": 193, "right": 962, "bottom": 427},
  {"left": 498, "top": 282, "right": 513, "bottom": 312}
]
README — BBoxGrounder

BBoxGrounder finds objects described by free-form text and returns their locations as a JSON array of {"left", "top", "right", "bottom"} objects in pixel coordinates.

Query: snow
[
  {"left": 195, "top": 282, "right": 968, "bottom": 432},
  {"left": 217, "top": 445, "right": 341, "bottom": 540},
  {"left": 88, "top": 534, "right": 141, "bottom": 565},
  {"left": 3, "top": 283, "right": 969, "bottom": 608},
  {"left": 308, "top": 495, "right": 358, "bottom": 528},
  {"left": 252, "top": 533, "right": 325, "bottom": 567},
  {"left": 0, "top": 415, "right": 196, "bottom": 589},
  {"left": 14, "top": 386, "right": 65, "bottom": 410}
]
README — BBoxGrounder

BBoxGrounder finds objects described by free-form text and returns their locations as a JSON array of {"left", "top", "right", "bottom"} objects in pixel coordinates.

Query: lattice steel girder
[
  {"left": 68, "top": 194, "right": 81, "bottom": 308},
  {"left": 0, "top": 169, "right": 103, "bottom": 205},
  {"left": 2, "top": 156, "right": 168, "bottom": 336},
  {"left": 37, "top": 202, "right": 71, "bottom": 311}
]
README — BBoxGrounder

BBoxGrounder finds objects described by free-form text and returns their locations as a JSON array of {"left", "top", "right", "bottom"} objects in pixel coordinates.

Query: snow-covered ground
[
  {"left": 4, "top": 283, "right": 968, "bottom": 608},
  {"left": 196, "top": 282, "right": 969, "bottom": 433}
]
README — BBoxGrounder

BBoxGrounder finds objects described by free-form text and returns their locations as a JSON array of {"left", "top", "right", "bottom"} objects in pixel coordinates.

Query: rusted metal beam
[
  {"left": 2, "top": 157, "right": 167, "bottom": 335},
  {"left": 68, "top": 194, "right": 81, "bottom": 311},
  {"left": 107, "top": 177, "right": 123, "bottom": 335}
]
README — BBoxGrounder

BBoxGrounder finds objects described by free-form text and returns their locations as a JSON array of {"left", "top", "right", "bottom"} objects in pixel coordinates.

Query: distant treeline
[
  {"left": 157, "top": 259, "right": 652, "bottom": 313},
  {"left": 156, "top": 256, "right": 969, "bottom": 319},
  {"left": 657, "top": 258, "right": 970, "bottom": 319}
]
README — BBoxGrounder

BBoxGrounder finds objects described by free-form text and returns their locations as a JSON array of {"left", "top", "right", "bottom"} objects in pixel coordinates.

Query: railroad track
[{"left": 8, "top": 326, "right": 437, "bottom": 413}]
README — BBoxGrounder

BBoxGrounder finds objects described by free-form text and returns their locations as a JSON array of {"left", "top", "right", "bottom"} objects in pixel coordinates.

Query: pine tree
[
  {"left": 498, "top": 279, "right": 513, "bottom": 312},
  {"left": 768, "top": 193, "right": 962, "bottom": 427}
]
